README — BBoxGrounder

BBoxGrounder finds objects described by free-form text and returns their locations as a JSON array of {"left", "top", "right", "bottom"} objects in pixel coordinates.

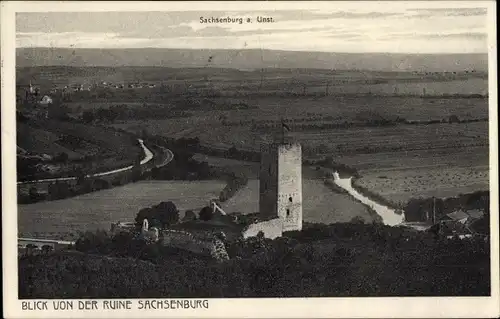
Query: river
[{"left": 333, "top": 172, "right": 404, "bottom": 226}]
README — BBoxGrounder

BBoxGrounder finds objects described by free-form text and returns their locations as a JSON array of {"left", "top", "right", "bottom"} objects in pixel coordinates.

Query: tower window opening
[
  {"left": 289, "top": 197, "right": 293, "bottom": 202},
  {"left": 286, "top": 209, "right": 290, "bottom": 216}
]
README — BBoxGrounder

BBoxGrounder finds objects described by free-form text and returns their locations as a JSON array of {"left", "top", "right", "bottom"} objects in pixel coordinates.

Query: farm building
[
  {"left": 428, "top": 220, "right": 473, "bottom": 239},
  {"left": 39, "top": 95, "right": 53, "bottom": 105},
  {"left": 439, "top": 210, "right": 470, "bottom": 223},
  {"left": 465, "top": 209, "right": 485, "bottom": 220}
]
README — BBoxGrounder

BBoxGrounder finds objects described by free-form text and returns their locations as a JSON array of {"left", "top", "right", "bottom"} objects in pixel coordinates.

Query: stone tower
[{"left": 259, "top": 142, "right": 303, "bottom": 231}]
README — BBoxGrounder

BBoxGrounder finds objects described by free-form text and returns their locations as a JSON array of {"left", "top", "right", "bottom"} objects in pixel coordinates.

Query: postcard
[{"left": 1, "top": 1, "right": 499, "bottom": 318}]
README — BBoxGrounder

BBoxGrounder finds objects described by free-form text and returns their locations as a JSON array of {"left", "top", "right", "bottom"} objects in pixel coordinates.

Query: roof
[
  {"left": 466, "top": 209, "right": 485, "bottom": 219},
  {"left": 445, "top": 210, "right": 469, "bottom": 221},
  {"left": 39, "top": 95, "right": 53, "bottom": 104},
  {"left": 468, "top": 217, "right": 489, "bottom": 235}
]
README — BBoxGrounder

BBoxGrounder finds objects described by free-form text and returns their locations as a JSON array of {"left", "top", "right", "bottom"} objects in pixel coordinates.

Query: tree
[
  {"left": 75, "top": 167, "right": 86, "bottom": 185},
  {"left": 199, "top": 206, "right": 213, "bottom": 221},
  {"left": 28, "top": 186, "right": 39, "bottom": 201},
  {"left": 226, "top": 146, "right": 239, "bottom": 158},
  {"left": 131, "top": 163, "right": 142, "bottom": 182},
  {"left": 93, "top": 179, "right": 110, "bottom": 191},
  {"left": 136, "top": 201, "right": 179, "bottom": 228},
  {"left": 48, "top": 182, "right": 71, "bottom": 200},
  {"left": 135, "top": 207, "right": 157, "bottom": 228},
  {"left": 82, "top": 110, "right": 95, "bottom": 124},
  {"left": 41, "top": 245, "right": 53, "bottom": 255},
  {"left": 350, "top": 216, "right": 365, "bottom": 224},
  {"left": 448, "top": 115, "right": 460, "bottom": 124},
  {"left": 25, "top": 244, "right": 37, "bottom": 256},
  {"left": 153, "top": 201, "right": 180, "bottom": 227},
  {"left": 55, "top": 152, "right": 69, "bottom": 163},
  {"left": 183, "top": 210, "right": 197, "bottom": 222}
]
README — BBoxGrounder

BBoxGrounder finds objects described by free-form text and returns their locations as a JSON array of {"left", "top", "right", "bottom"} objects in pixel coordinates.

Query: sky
[{"left": 15, "top": 2, "right": 490, "bottom": 54}]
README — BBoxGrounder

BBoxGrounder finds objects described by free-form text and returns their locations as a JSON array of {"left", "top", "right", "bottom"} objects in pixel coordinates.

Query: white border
[{"left": 2, "top": 1, "right": 499, "bottom": 318}]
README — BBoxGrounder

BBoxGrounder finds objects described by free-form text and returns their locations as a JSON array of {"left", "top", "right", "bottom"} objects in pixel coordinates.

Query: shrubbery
[
  {"left": 219, "top": 172, "right": 248, "bottom": 202},
  {"left": 135, "top": 201, "right": 180, "bottom": 228},
  {"left": 19, "top": 222, "right": 490, "bottom": 298},
  {"left": 402, "top": 190, "right": 489, "bottom": 223}
]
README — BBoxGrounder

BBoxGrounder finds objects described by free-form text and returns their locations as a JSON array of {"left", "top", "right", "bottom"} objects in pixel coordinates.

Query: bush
[
  {"left": 183, "top": 210, "right": 197, "bottom": 222},
  {"left": 219, "top": 172, "right": 248, "bottom": 202},
  {"left": 135, "top": 201, "right": 180, "bottom": 228},
  {"left": 199, "top": 206, "right": 213, "bottom": 221},
  {"left": 350, "top": 216, "right": 366, "bottom": 224}
]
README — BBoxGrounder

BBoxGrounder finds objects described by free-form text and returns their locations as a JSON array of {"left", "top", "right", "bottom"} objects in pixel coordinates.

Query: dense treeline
[
  {"left": 19, "top": 222, "right": 490, "bottom": 298},
  {"left": 150, "top": 155, "right": 212, "bottom": 180},
  {"left": 18, "top": 165, "right": 143, "bottom": 204},
  {"left": 219, "top": 172, "right": 249, "bottom": 202},
  {"left": 135, "top": 201, "right": 180, "bottom": 229},
  {"left": 305, "top": 156, "right": 360, "bottom": 178},
  {"left": 350, "top": 180, "right": 490, "bottom": 224},
  {"left": 250, "top": 116, "right": 488, "bottom": 132},
  {"left": 81, "top": 104, "right": 191, "bottom": 124},
  {"left": 146, "top": 141, "right": 249, "bottom": 203}
]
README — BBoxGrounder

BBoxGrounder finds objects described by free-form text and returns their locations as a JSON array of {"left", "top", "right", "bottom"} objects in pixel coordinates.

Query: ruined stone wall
[
  {"left": 160, "top": 230, "right": 229, "bottom": 261},
  {"left": 277, "top": 143, "right": 303, "bottom": 231},
  {"left": 242, "top": 218, "right": 283, "bottom": 240},
  {"left": 160, "top": 230, "right": 214, "bottom": 256}
]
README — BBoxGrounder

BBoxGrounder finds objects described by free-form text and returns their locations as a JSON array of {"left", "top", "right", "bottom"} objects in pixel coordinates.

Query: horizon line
[{"left": 17, "top": 47, "right": 489, "bottom": 55}]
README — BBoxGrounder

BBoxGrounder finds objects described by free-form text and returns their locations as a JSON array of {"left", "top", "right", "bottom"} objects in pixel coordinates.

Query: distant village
[{"left": 17, "top": 80, "right": 158, "bottom": 100}]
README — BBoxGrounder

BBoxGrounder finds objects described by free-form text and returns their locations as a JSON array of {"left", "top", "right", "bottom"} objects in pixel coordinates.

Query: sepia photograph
[{"left": 2, "top": 1, "right": 499, "bottom": 318}]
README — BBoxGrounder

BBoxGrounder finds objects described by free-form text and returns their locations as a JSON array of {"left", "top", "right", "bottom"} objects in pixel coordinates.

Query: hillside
[
  {"left": 18, "top": 223, "right": 490, "bottom": 298},
  {"left": 16, "top": 48, "right": 488, "bottom": 72}
]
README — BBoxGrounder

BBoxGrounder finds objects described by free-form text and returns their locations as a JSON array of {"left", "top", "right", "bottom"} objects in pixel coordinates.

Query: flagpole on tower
[
  {"left": 280, "top": 118, "right": 283, "bottom": 144},
  {"left": 281, "top": 118, "right": 291, "bottom": 144}
]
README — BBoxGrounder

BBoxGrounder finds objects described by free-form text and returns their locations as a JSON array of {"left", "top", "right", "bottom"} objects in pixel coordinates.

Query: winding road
[
  {"left": 17, "top": 139, "right": 174, "bottom": 248},
  {"left": 17, "top": 139, "right": 162, "bottom": 185}
]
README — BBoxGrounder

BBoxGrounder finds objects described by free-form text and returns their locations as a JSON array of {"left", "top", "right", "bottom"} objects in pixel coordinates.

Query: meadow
[
  {"left": 18, "top": 180, "right": 226, "bottom": 240},
  {"left": 223, "top": 179, "right": 375, "bottom": 224},
  {"left": 354, "top": 166, "right": 489, "bottom": 206}
]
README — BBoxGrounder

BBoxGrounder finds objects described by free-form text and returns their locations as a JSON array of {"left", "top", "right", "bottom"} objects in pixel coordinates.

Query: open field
[
  {"left": 79, "top": 94, "right": 488, "bottom": 123},
  {"left": 223, "top": 179, "right": 375, "bottom": 224},
  {"left": 18, "top": 180, "right": 226, "bottom": 240},
  {"left": 354, "top": 166, "right": 489, "bottom": 206},
  {"left": 113, "top": 122, "right": 489, "bottom": 205}
]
